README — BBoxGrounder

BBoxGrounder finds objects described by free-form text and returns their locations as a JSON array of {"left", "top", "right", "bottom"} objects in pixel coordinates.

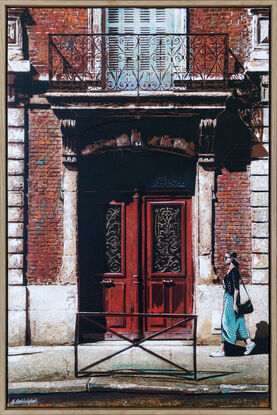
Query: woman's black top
[{"left": 223, "top": 267, "right": 240, "bottom": 297}]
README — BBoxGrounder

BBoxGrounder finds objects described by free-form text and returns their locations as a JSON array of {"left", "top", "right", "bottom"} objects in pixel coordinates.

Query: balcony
[{"left": 49, "top": 34, "right": 232, "bottom": 93}]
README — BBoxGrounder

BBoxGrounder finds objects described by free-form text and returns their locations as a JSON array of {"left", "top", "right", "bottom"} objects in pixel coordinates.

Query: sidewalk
[{"left": 8, "top": 343, "right": 269, "bottom": 395}]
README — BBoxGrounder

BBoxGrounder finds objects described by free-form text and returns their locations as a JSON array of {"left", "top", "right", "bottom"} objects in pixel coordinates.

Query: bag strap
[{"left": 238, "top": 273, "right": 251, "bottom": 300}]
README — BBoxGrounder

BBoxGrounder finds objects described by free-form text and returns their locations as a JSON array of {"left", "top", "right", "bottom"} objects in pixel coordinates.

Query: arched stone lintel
[{"left": 80, "top": 132, "right": 196, "bottom": 158}]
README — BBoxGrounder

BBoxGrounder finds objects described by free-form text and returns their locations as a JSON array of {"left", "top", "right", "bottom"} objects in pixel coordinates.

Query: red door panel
[
  {"left": 147, "top": 279, "right": 166, "bottom": 328},
  {"left": 143, "top": 197, "right": 193, "bottom": 338},
  {"left": 104, "top": 282, "right": 126, "bottom": 329},
  {"left": 80, "top": 193, "right": 193, "bottom": 340}
]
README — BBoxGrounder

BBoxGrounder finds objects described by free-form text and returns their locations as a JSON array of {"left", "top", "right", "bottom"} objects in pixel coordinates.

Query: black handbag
[
  {"left": 237, "top": 275, "right": 254, "bottom": 315},
  {"left": 237, "top": 298, "right": 254, "bottom": 314}
]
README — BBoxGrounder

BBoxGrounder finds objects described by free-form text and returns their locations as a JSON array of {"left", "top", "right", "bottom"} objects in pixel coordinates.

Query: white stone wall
[
  {"left": 195, "top": 161, "right": 216, "bottom": 286},
  {"left": 27, "top": 285, "right": 78, "bottom": 345},
  {"left": 8, "top": 107, "right": 26, "bottom": 346},
  {"left": 8, "top": 9, "right": 31, "bottom": 347},
  {"left": 250, "top": 106, "right": 269, "bottom": 286},
  {"left": 196, "top": 284, "right": 269, "bottom": 344}
]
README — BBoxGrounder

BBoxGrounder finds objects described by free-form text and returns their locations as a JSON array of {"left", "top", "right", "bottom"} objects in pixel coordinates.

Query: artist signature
[{"left": 10, "top": 398, "right": 38, "bottom": 405}]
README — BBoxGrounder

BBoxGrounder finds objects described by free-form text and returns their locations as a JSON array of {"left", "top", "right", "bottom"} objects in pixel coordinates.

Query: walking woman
[{"left": 210, "top": 251, "right": 256, "bottom": 357}]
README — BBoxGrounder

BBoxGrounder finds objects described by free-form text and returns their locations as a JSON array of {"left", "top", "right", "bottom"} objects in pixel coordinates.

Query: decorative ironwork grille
[
  {"left": 153, "top": 205, "right": 182, "bottom": 273},
  {"left": 49, "top": 33, "right": 229, "bottom": 92},
  {"left": 104, "top": 206, "right": 122, "bottom": 273},
  {"left": 75, "top": 312, "right": 198, "bottom": 380}
]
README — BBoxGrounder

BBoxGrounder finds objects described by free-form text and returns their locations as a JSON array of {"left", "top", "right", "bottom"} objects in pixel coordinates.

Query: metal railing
[
  {"left": 49, "top": 34, "right": 229, "bottom": 92},
  {"left": 75, "top": 312, "right": 198, "bottom": 380}
]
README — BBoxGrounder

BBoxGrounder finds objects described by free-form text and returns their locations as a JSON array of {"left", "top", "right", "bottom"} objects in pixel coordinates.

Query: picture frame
[{"left": 1, "top": 0, "right": 276, "bottom": 413}]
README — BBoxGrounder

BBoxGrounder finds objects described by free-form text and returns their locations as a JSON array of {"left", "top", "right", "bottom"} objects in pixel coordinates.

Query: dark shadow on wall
[
  {"left": 214, "top": 97, "right": 251, "bottom": 172},
  {"left": 252, "top": 320, "right": 270, "bottom": 355},
  {"left": 223, "top": 320, "right": 269, "bottom": 356}
]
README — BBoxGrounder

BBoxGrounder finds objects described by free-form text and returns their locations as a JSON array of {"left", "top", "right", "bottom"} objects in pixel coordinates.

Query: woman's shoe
[
  {"left": 244, "top": 341, "right": 256, "bottom": 355},
  {"left": 209, "top": 350, "right": 225, "bottom": 357}
]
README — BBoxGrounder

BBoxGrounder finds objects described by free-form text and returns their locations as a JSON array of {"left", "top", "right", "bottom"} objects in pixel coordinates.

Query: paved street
[
  {"left": 8, "top": 343, "right": 269, "bottom": 409},
  {"left": 7, "top": 390, "right": 269, "bottom": 409}
]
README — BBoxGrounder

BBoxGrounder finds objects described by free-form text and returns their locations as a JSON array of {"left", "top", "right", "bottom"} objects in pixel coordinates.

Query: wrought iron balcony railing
[{"left": 49, "top": 33, "right": 229, "bottom": 92}]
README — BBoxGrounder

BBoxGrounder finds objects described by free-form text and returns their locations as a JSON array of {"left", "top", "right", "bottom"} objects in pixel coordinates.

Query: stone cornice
[{"left": 80, "top": 131, "right": 196, "bottom": 158}]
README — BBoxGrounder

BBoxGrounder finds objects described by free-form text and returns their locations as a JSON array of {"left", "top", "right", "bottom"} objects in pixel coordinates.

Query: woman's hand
[{"left": 234, "top": 304, "right": 239, "bottom": 313}]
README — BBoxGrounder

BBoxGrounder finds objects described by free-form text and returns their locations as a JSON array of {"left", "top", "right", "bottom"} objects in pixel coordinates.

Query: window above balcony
[
  {"left": 105, "top": 8, "right": 186, "bottom": 35},
  {"left": 248, "top": 8, "right": 269, "bottom": 72}
]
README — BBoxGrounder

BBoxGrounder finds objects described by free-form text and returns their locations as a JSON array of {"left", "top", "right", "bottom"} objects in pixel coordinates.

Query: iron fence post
[
  {"left": 74, "top": 313, "right": 80, "bottom": 378},
  {"left": 193, "top": 316, "right": 197, "bottom": 380}
]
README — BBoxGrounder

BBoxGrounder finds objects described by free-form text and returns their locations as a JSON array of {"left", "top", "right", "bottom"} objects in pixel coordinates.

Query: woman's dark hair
[{"left": 228, "top": 251, "right": 239, "bottom": 268}]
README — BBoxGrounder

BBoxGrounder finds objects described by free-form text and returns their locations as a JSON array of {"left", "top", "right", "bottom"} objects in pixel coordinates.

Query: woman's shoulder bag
[{"left": 237, "top": 273, "right": 254, "bottom": 315}]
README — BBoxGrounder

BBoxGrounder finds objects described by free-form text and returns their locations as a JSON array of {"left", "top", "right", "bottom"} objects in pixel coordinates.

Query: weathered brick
[
  {"left": 251, "top": 192, "right": 269, "bottom": 207},
  {"left": 252, "top": 269, "right": 269, "bottom": 284},
  {"left": 8, "top": 238, "right": 24, "bottom": 253},
  {"left": 27, "top": 110, "right": 63, "bottom": 283},
  {"left": 250, "top": 175, "right": 268, "bottom": 191},
  {"left": 26, "top": 8, "right": 88, "bottom": 77},
  {"left": 8, "top": 160, "right": 25, "bottom": 175},
  {"left": 8, "top": 191, "right": 24, "bottom": 207},
  {"left": 8, "top": 108, "right": 25, "bottom": 127},
  {"left": 8, "top": 143, "right": 25, "bottom": 160},
  {"left": 8, "top": 127, "right": 25, "bottom": 143},
  {"left": 252, "top": 254, "right": 269, "bottom": 269},
  {"left": 251, "top": 207, "right": 268, "bottom": 222},
  {"left": 8, "top": 254, "right": 24, "bottom": 268},
  {"left": 214, "top": 168, "right": 251, "bottom": 279},
  {"left": 250, "top": 160, "right": 269, "bottom": 175},
  {"left": 8, "top": 223, "right": 24, "bottom": 238},
  {"left": 252, "top": 222, "right": 269, "bottom": 238},
  {"left": 8, "top": 207, "right": 24, "bottom": 222},
  {"left": 8, "top": 269, "right": 24, "bottom": 285},
  {"left": 8, "top": 176, "right": 24, "bottom": 191},
  {"left": 190, "top": 8, "right": 252, "bottom": 70},
  {"left": 252, "top": 238, "right": 268, "bottom": 253}
]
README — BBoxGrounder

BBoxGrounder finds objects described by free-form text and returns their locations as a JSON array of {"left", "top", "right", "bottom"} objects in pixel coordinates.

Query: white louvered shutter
[{"left": 105, "top": 8, "right": 177, "bottom": 90}]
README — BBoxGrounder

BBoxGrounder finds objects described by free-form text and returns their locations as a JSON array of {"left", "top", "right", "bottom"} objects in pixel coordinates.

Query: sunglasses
[{"left": 224, "top": 255, "right": 231, "bottom": 260}]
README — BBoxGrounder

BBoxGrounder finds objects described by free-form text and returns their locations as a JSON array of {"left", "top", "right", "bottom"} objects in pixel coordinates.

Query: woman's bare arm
[{"left": 234, "top": 289, "right": 239, "bottom": 312}]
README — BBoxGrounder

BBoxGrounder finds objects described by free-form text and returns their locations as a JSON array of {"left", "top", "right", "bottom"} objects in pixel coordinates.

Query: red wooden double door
[{"left": 80, "top": 192, "right": 193, "bottom": 340}]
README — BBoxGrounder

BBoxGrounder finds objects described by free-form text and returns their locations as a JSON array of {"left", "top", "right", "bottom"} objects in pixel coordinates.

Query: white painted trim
[
  {"left": 46, "top": 91, "right": 231, "bottom": 98},
  {"left": 93, "top": 8, "right": 102, "bottom": 33},
  {"left": 88, "top": 8, "right": 92, "bottom": 34},
  {"left": 57, "top": 167, "right": 78, "bottom": 284},
  {"left": 173, "top": 8, "right": 187, "bottom": 34}
]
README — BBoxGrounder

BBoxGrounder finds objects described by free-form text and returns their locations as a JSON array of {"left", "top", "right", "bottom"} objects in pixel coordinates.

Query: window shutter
[{"left": 106, "top": 8, "right": 177, "bottom": 89}]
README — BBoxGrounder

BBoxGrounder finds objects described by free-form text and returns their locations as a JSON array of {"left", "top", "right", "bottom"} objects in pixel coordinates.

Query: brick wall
[
  {"left": 214, "top": 168, "right": 252, "bottom": 281},
  {"left": 27, "top": 110, "right": 63, "bottom": 284},
  {"left": 26, "top": 8, "right": 89, "bottom": 77},
  {"left": 26, "top": 7, "right": 253, "bottom": 77},
  {"left": 189, "top": 7, "right": 252, "bottom": 71}
]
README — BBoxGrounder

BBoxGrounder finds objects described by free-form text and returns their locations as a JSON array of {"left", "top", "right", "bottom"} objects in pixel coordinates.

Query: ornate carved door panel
[
  {"left": 79, "top": 193, "right": 192, "bottom": 340},
  {"left": 79, "top": 193, "right": 140, "bottom": 340}
]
